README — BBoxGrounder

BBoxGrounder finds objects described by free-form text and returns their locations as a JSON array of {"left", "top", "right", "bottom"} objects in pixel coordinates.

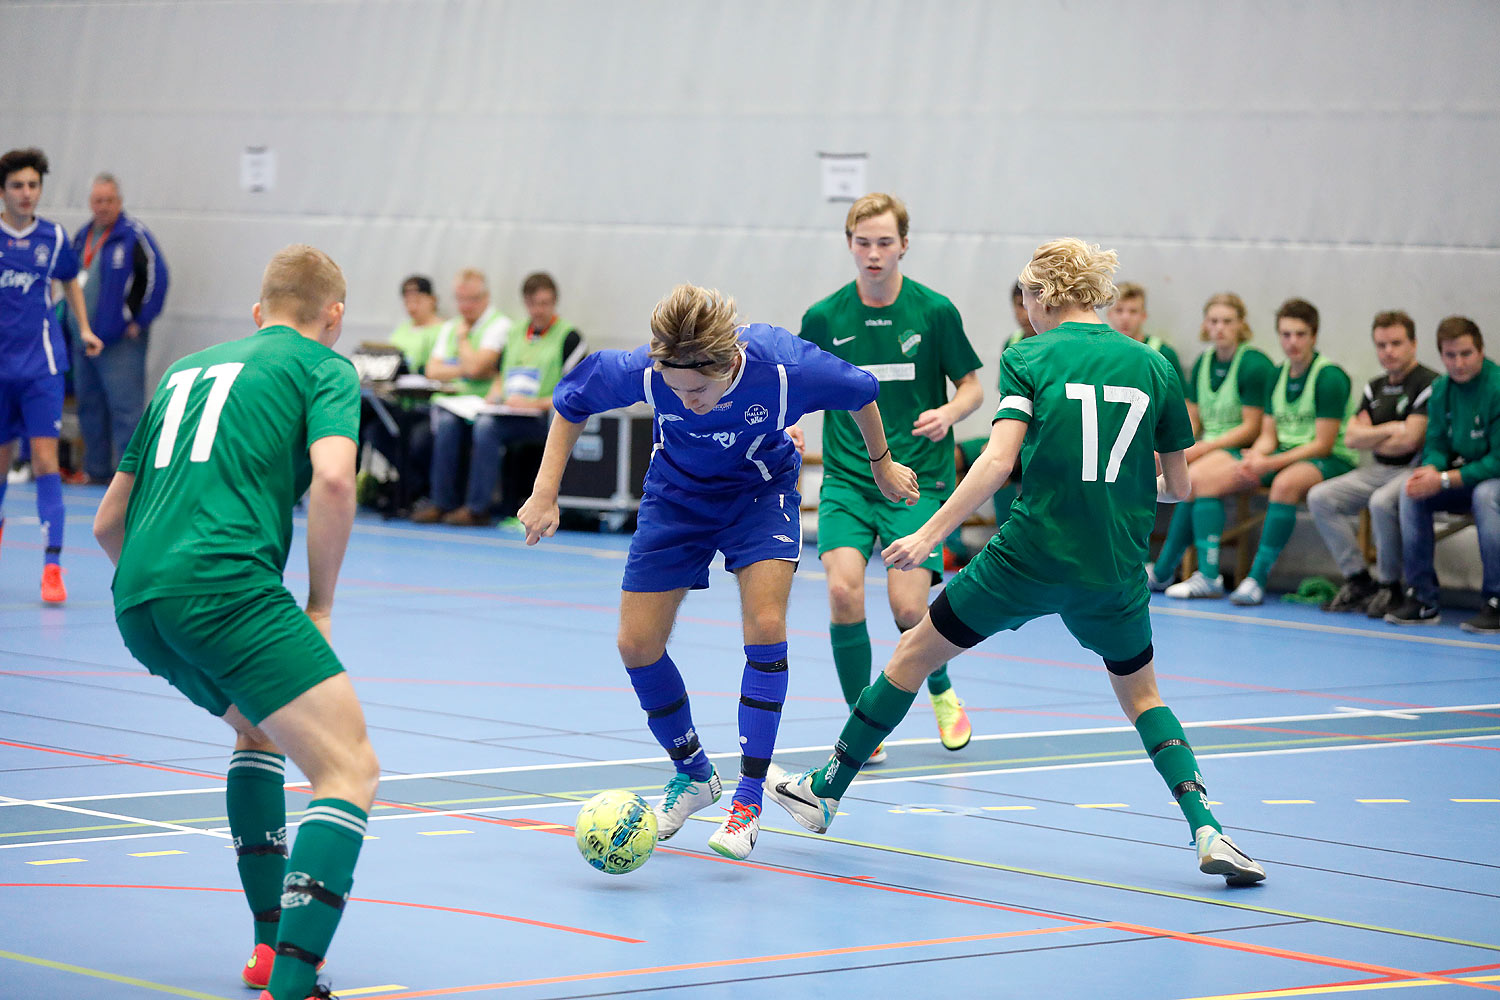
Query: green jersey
[
  {"left": 1187, "top": 344, "right": 1276, "bottom": 439},
  {"left": 388, "top": 319, "right": 443, "bottom": 374},
  {"left": 800, "top": 278, "right": 982, "bottom": 496},
  {"left": 112, "top": 326, "right": 361, "bottom": 612},
  {"left": 993, "top": 322, "right": 1194, "bottom": 587}
]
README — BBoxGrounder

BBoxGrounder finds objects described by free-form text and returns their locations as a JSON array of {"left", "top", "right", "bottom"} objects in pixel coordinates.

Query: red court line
[
  {"left": 371, "top": 924, "right": 1111, "bottom": 998},
  {"left": 1250, "top": 962, "right": 1500, "bottom": 995},
  {"left": 0, "top": 883, "right": 642, "bottom": 943},
  {"left": 1108, "top": 920, "right": 1500, "bottom": 994},
  {"left": 0, "top": 739, "right": 229, "bottom": 781}
]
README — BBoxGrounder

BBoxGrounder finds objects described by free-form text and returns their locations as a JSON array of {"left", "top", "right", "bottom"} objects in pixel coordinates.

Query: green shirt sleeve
[
  {"left": 994, "top": 349, "right": 1035, "bottom": 424},
  {"left": 937, "top": 301, "right": 983, "bottom": 383},
  {"left": 1314, "top": 363, "right": 1353, "bottom": 419},
  {"left": 1155, "top": 355, "right": 1196, "bottom": 453},
  {"left": 306, "top": 357, "right": 361, "bottom": 446},
  {"left": 1422, "top": 377, "right": 1451, "bottom": 469},
  {"left": 1237, "top": 349, "right": 1276, "bottom": 409}
]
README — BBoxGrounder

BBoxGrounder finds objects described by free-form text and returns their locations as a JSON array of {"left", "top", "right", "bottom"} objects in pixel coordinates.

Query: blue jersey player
[
  {"left": 0, "top": 147, "right": 103, "bottom": 603},
  {"left": 519, "top": 284, "right": 919, "bottom": 859}
]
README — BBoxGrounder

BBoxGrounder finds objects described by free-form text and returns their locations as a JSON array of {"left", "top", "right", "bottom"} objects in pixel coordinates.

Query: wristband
[
  {"left": 869, "top": 447, "right": 890, "bottom": 463},
  {"left": 1441, "top": 471, "right": 1452, "bottom": 490}
]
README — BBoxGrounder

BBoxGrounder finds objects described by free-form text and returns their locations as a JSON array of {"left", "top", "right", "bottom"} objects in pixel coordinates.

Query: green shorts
[
  {"left": 933, "top": 541, "right": 1153, "bottom": 667},
  {"left": 1222, "top": 448, "right": 1356, "bottom": 488},
  {"left": 818, "top": 476, "right": 944, "bottom": 579},
  {"left": 116, "top": 584, "right": 344, "bottom": 726}
]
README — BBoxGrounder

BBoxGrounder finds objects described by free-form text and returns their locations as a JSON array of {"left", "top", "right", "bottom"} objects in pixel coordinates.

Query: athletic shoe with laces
[
  {"left": 40, "top": 564, "right": 66, "bottom": 604},
  {"left": 866, "top": 742, "right": 887, "bottom": 765},
  {"left": 1164, "top": 571, "right": 1223, "bottom": 600},
  {"left": 1365, "top": 582, "right": 1402, "bottom": 619},
  {"left": 1228, "top": 577, "right": 1264, "bottom": 606},
  {"left": 1195, "top": 826, "right": 1266, "bottom": 886},
  {"left": 244, "top": 943, "right": 327, "bottom": 989},
  {"left": 930, "top": 689, "right": 972, "bottom": 750},
  {"left": 653, "top": 767, "right": 722, "bottom": 840},
  {"left": 1461, "top": 596, "right": 1500, "bottom": 635},
  {"left": 1385, "top": 592, "right": 1440, "bottom": 625},
  {"left": 1145, "top": 562, "right": 1172, "bottom": 592},
  {"left": 765, "top": 762, "right": 839, "bottom": 834},
  {"left": 707, "top": 800, "right": 760, "bottom": 859},
  {"left": 1323, "top": 575, "right": 1377, "bottom": 613}
]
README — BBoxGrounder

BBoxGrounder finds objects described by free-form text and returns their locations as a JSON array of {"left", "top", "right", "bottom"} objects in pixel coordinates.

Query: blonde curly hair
[
  {"left": 649, "top": 284, "right": 743, "bottom": 382},
  {"left": 1018, "top": 239, "right": 1119, "bottom": 310}
]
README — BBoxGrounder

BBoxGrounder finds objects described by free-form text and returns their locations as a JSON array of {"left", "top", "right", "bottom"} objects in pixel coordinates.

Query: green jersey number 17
[{"left": 1065, "top": 382, "right": 1149, "bottom": 483}]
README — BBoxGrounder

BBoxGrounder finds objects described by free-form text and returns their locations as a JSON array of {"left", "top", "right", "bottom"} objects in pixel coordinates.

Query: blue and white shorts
[{"left": 621, "top": 486, "right": 804, "bottom": 593}]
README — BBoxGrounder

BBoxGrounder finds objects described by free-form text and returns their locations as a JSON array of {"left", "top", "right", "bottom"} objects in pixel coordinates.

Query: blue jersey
[
  {"left": 554, "top": 323, "right": 879, "bottom": 502},
  {"left": 1, "top": 216, "right": 79, "bottom": 379}
]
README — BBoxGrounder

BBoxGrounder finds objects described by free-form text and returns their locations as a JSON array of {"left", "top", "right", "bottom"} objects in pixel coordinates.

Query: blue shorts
[
  {"left": 622, "top": 487, "right": 803, "bottom": 593},
  {"left": 0, "top": 375, "right": 64, "bottom": 443}
]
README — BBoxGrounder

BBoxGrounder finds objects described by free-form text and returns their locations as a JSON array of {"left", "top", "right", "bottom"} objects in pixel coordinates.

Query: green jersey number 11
[
  {"left": 1065, "top": 382, "right": 1149, "bottom": 483},
  {"left": 153, "top": 362, "right": 246, "bottom": 468}
]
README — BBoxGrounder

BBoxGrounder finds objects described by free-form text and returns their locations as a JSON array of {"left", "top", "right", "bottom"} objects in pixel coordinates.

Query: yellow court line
[
  {"left": 1153, "top": 604, "right": 1500, "bottom": 652},
  {"left": 1179, "top": 972, "right": 1500, "bottom": 999},
  {"left": 1454, "top": 799, "right": 1500, "bottom": 803},
  {"left": 416, "top": 830, "right": 473, "bottom": 837},
  {"left": 0, "top": 948, "right": 229, "bottom": 999},
  {"left": 129, "top": 850, "right": 186, "bottom": 857},
  {"left": 1076, "top": 802, "right": 1129, "bottom": 809},
  {"left": 26, "top": 858, "right": 84, "bottom": 866},
  {"left": 335, "top": 988, "right": 410, "bottom": 997}
]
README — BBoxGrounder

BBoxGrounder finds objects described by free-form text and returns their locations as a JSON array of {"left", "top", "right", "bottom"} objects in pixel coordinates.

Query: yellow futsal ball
[{"left": 575, "top": 790, "right": 658, "bottom": 875}]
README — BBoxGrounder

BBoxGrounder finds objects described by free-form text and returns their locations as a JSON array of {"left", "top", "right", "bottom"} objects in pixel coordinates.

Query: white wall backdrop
[{"left": 3, "top": 0, "right": 1497, "bottom": 443}]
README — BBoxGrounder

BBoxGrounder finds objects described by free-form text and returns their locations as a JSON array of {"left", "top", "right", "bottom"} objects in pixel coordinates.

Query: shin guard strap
[
  {"left": 740, "top": 755, "right": 770, "bottom": 779},
  {"left": 646, "top": 694, "right": 689, "bottom": 720},
  {"left": 1150, "top": 738, "right": 1190, "bottom": 757},
  {"left": 237, "top": 842, "right": 289, "bottom": 858},
  {"left": 284, "top": 876, "right": 346, "bottom": 912},
  {"left": 252, "top": 906, "right": 281, "bottom": 923},
  {"left": 275, "top": 941, "right": 325, "bottom": 968},
  {"left": 666, "top": 736, "right": 703, "bottom": 762},
  {"left": 739, "top": 695, "right": 783, "bottom": 713},
  {"left": 1173, "top": 779, "right": 1207, "bottom": 799}
]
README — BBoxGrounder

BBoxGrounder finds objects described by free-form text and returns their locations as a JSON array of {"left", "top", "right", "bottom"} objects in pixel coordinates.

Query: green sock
[
  {"left": 926, "top": 663, "right": 952, "bottom": 696},
  {"left": 1192, "top": 498, "right": 1226, "bottom": 579},
  {"left": 227, "top": 750, "right": 288, "bottom": 948},
  {"left": 1154, "top": 500, "right": 1195, "bottom": 579},
  {"left": 1135, "top": 706, "right": 1220, "bottom": 836},
  {"left": 268, "top": 798, "right": 368, "bottom": 1000},
  {"left": 829, "top": 620, "right": 872, "bottom": 707},
  {"left": 813, "top": 674, "right": 917, "bottom": 799},
  {"left": 1249, "top": 501, "right": 1298, "bottom": 587}
]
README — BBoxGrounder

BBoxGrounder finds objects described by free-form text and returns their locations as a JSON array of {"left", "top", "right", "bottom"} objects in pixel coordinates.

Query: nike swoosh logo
[{"left": 832, "top": 336, "right": 856, "bottom": 346}]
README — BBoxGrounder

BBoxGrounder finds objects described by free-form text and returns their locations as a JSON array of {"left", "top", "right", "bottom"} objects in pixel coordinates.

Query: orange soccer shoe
[{"left": 40, "top": 564, "right": 66, "bottom": 604}]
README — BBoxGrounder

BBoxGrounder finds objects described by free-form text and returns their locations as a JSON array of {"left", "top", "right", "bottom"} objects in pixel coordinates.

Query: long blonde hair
[
  {"left": 1199, "top": 292, "right": 1252, "bottom": 342},
  {"left": 649, "top": 284, "right": 743, "bottom": 383}
]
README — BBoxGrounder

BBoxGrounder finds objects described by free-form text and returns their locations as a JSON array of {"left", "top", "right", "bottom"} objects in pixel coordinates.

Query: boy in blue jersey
[
  {"left": 0, "top": 147, "right": 103, "bottom": 603},
  {"left": 519, "top": 284, "right": 919, "bottom": 859}
]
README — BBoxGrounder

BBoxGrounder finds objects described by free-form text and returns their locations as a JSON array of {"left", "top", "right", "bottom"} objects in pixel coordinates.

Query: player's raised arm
[
  {"left": 305, "top": 434, "right": 357, "bottom": 638},
  {"left": 849, "top": 400, "right": 920, "bottom": 504}
]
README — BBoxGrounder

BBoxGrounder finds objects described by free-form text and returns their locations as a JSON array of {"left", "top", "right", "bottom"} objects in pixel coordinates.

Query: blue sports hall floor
[{"left": 3, "top": 483, "right": 1498, "bottom": 999}]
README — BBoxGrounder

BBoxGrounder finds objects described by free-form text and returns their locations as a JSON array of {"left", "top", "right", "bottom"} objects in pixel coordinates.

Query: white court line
[
  {"left": 0, "top": 793, "right": 232, "bottom": 841},
  {"left": 9, "top": 732, "right": 1500, "bottom": 851},
  {"left": 1335, "top": 706, "right": 1421, "bottom": 721},
  {"left": 1154, "top": 603, "right": 1500, "bottom": 651},
  {"left": 5, "top": 703, "right": 1497, "bottom": 808}
]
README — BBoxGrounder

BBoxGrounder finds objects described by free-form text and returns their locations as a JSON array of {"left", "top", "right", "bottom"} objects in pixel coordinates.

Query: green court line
[
  {"left": 754, "top": 824, "right": 1500, "bottom": 955},
  {"left": 0, "top": 948, "right": 230, "bottom": 998}
]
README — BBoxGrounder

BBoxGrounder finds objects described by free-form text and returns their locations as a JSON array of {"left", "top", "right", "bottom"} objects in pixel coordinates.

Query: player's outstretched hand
[
  {"left": 786, "top": 425, "right": 806, "bottom": 457},
  {"left": 305, "top": 608, "right": 333, "bottom": 644},
  {"left": 882, "top": 531, "right": 934, "bottom": 572},
  {"left": 517, "top": 494, "right": 560, "bottom": 545},
  {"left": 873, "top": 460, "right": 920, "bottom": 506}
]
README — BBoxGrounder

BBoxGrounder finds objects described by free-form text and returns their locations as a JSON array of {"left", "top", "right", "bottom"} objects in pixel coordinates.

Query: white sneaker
[
  {"left": 1196, "top": 826, "right": 1266, "bottom": 885},
  {"left": 1164, "top": 571, "right": 1224, "bottom": 599},
  {"left": 1145, "top": 563, "right": 1171, "bottom": 592},
  {"left": 707, "top": 800, "right": 760, "bottom": 859},
  {"left": 653, "top": 767, "right": 722, "bottom": 840},
  {"left": 866, "top": 743, "right": 887, "bottom": 765},
  {"left": 766, "top": 762, "right": 840, "bottom": 834},
  {"left": 1229, "top": 577, "right": 1264, "bottom": 606}
]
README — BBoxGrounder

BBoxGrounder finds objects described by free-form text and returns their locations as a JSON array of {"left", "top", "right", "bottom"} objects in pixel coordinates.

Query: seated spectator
[
  {"left": 1107, "top": 282, "right": 1187, "bottom": 391},
  {"left": 1307, "top": 311, "right": 1436, "bottom": 615},
  {"left": 360, "top": 275, "right": 445, "bottom": 511},
  {"left": 468, "top": 272, "right": 586, "bottom": 522},
  {"left": 1166, "top": 298, "right": 1355, "bottom": 605},
  {"left": 1149, "top": 293, "right": 1274, "bottom": 590},
  {"left": 411, "top": 269, "right": 513, "bottom": 524},
  {"left": 1388, "top": 317, "right": 1500, "bottom": 633}
]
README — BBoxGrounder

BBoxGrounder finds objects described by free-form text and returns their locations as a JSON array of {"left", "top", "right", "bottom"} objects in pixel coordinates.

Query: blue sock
[
  {"left": 35, "top": 473, "right": 63, "bottom": 566},
  {"left": 735, "top": 641, "right": 789, "bottom": 809},
  {"left": 628, "top": 652, "right": 712, "bottom": 780}
]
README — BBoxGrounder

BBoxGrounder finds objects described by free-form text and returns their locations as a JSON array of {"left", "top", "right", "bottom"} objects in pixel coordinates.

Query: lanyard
[{"left": 83, "top": 222, "right": 115, "bottom": 268}]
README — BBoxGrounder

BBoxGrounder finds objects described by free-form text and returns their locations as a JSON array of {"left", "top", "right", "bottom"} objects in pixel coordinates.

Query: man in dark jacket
[{"left": 65, "top": 172, "right": 169, "bottom": 482}]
